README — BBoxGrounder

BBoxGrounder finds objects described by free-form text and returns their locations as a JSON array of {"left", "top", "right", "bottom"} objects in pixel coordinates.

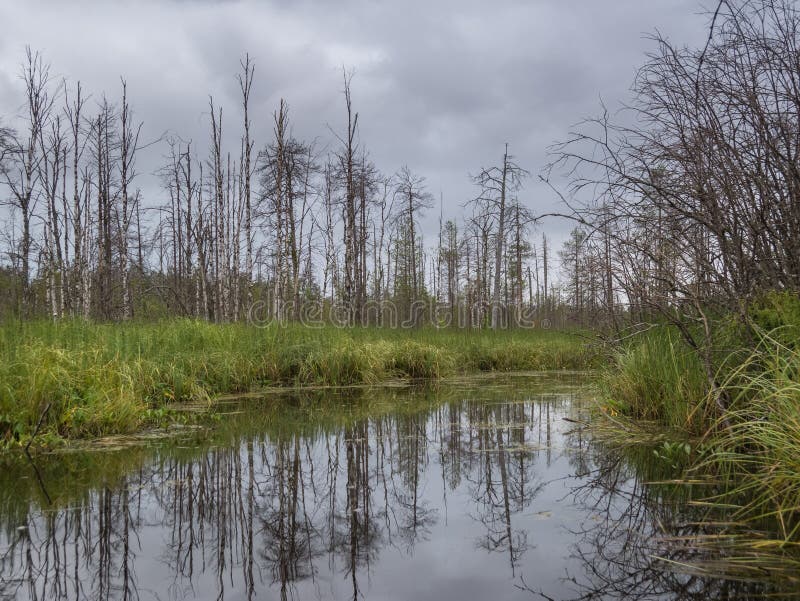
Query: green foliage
[
  {"left": 652, "top": 440, "right": 692, "bottom": 470},
  {"left": 389, "top": 341, "right": 454, "bottom": 379},
  {"left": 0, "top": 320, "right": 591, "bottom": 442},
  {"left": 0, "top": 413, "right": 24, "bottom": 447},
  {"left": 700, "top": 331, "right": 800, "bottom": 540},
  {"left": 748, "top": 292, "right": 800, "bottom": 352},
  {"left": 600, "top": 328, "right": 709, "bottom": 432},
  {"left": 601, "top": 292, "right": 800, "bottom": 543}
]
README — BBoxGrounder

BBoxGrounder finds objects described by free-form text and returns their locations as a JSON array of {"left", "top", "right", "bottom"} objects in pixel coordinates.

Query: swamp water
[{"left": 0, "top": 373, "right": 796, "bottom": 600}]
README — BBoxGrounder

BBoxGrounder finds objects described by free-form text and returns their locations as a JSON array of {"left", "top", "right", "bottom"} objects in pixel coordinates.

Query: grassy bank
[
  {"left": 600, "top": 293, "right": 800, "bottom": 543},
  {"left": 0, "top": 320, "right": 594, "bottom": 444}
]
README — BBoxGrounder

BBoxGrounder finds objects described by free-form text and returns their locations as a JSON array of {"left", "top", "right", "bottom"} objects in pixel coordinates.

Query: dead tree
[
  {"left": 336, "top": 70, "right": 360, "bottom": 324},
  {"left": 471, "top": 144, "right": 527, "bottom": 329},
  {"left": 393, "top": 166, "right": 433, "bottom": 313},
  {"left": 209, "top": 97, "right": 226, "bottom": 321},
  {"left": 237, "top": 55, "right": 255, "bottom": 309},
  {"left": 2, "top": 48, "right": 54, "bottom": 314},
  {"left": 548, "top": 0, "right": 800, "bottom": 416},
  {"left": 38, "top": 113, "right": 67, "bottom": 319},
  {"left": 118, "top": 79, "right": 142, "bottom": 319}
]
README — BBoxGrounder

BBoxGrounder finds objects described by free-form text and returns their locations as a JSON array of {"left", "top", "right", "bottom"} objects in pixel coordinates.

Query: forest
[
  {"left": 0, "top": 53, "right": 556, "bottom": 328},
  {"left": 4, "top": 0, "right": 800, "bottom": 589}
]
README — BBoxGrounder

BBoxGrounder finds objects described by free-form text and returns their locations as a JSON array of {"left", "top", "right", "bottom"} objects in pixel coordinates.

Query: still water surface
[{"left": 0, "top": 373, "right": 790, "bottom": 600}]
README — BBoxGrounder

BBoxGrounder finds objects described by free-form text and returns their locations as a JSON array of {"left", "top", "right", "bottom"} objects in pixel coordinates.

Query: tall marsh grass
[
  {"left": 703, "top": 332, "right": 800, "bottom": 541},
  {"left": 0, "top": 320, "right": 593, "bottom": 441},
  {"left": 600, "top": 328, "right": 709, "bottom": 432},
  {"left": 602, "top": 296, "right": 800, "bottom": 545}
]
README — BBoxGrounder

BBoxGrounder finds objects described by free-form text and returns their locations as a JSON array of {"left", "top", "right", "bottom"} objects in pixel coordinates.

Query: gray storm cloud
[{"left": 0, "top": 0, "right": 709, "bottom": 247}]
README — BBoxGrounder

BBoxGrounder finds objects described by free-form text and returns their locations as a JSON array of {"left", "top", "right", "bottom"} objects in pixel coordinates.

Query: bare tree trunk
[
  {"left": 81, "top": 168, "right": 92, "bottom": 319},
  {"left": 340, "top": 71, "right": 359, "bottom": 324},
  {"left": 119, "top": 80, "right": 141, "bottom": 320},
  {"left": 210, "top": 98, "right": 226, "bottom": 321},
  {"left": 491, "top": 145, "right": 509, "bottom": 330},
  {"left": 3, "top": 49, "right": 54, "bottom": 316},
  {"left": 542, "top": 233, "right": 548, "bottom": 314},
  {"left": 238, "top": 55, "right": 255, "bottom": 310}
]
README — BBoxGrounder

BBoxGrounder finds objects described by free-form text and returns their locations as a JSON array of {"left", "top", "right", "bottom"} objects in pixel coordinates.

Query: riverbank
[
  {"left": 0, "top": 320, "right": 596, "bottom": 446},
  {"left": 599, "top": 293, "right": 800, "bottom": 545}
]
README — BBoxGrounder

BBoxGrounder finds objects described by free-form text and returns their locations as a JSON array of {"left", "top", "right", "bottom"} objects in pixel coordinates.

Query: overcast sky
[{"left": 0, "top": 0, "right": 712, "bottom": 249}]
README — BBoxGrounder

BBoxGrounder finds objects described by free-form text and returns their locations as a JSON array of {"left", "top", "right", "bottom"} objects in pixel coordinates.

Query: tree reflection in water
[
  {"left": 0, "top": 375, "right": 792, "bottom": 601},
  {"left": 527, "top": 421, "right": 795, "bottom": 601}
]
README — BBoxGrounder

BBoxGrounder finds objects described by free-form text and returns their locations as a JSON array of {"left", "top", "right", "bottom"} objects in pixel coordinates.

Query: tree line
[
  {"left": 0, "top": 51, "right": 572, "bottom": 327},
  {"left": 5, "top": 0, "right": 785, "bottom": 334}
]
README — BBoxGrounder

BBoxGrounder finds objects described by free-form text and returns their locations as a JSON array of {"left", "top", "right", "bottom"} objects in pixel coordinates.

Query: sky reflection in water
[{"left": 0, "top": 374, "right": 787, "bottom": 600}]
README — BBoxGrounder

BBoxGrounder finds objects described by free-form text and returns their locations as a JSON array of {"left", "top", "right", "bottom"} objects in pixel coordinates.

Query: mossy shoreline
[{"left": 0, "top": 320, "right": 596, "bottom": 446}]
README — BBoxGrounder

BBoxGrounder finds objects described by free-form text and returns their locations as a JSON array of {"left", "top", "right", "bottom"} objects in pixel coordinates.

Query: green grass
[
  {"left": 599, "top": 328, "right": 710, "bottom": 432},
  {"left": 0, "top": 320, "right": 594, "bottom": 443},
  {"left": 599, "top": 293, "right": 800, "bottom": 545},
  {"left": 701, "top": 332, "right": 800, "bottom": 541}
]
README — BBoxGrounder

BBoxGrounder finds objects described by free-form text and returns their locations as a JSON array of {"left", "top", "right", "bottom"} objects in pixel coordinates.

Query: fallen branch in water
[
  {"left": 23, "top": 402, "right": 53, "bottom": 505},
  {"left": 25, "top": 402, "right": 51, "bottom": 455}
]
